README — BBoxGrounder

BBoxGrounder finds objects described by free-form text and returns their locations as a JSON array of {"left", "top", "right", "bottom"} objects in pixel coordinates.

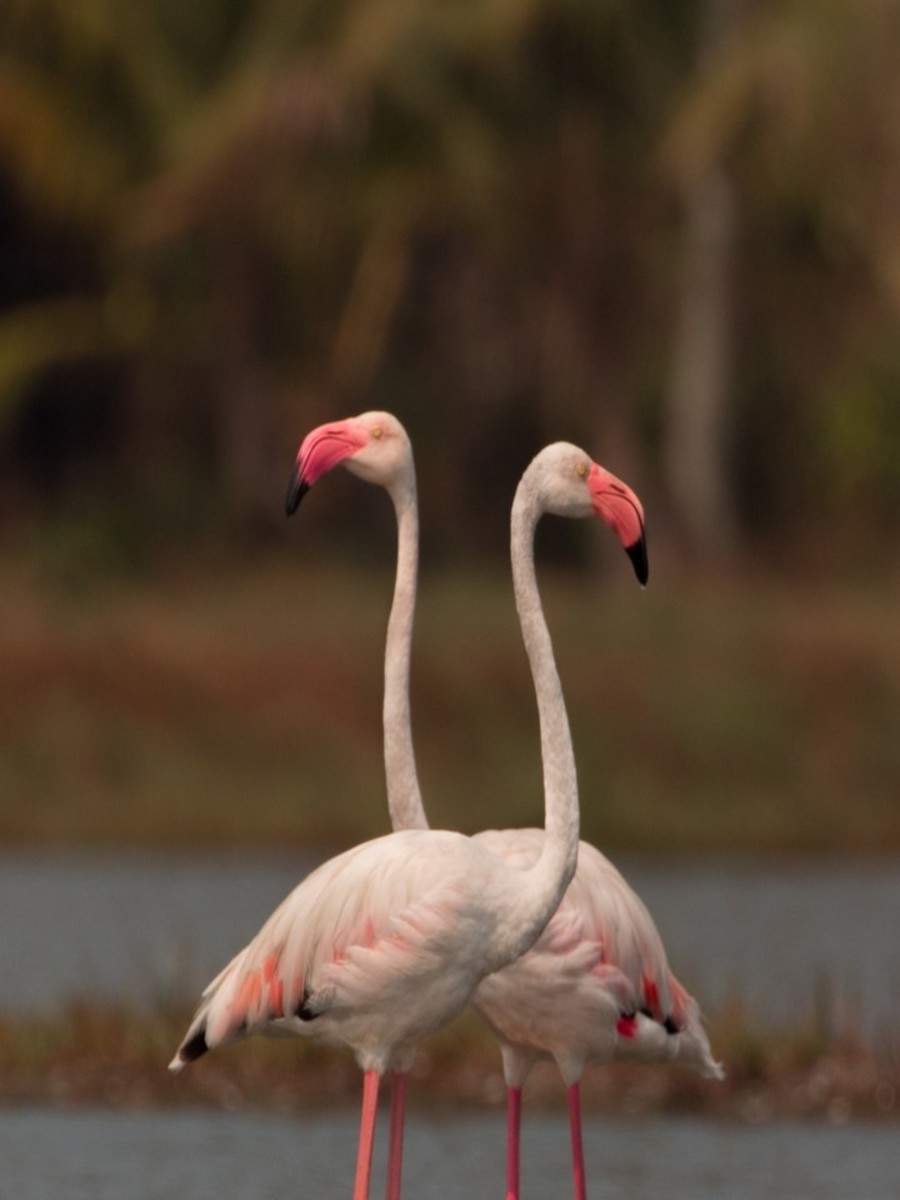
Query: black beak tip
[
  {"left": 285, "top": 475, "right": 310, "bottom": 517},
  {"left": 625, "top": 534, "right": 649, "bottom": 587}
]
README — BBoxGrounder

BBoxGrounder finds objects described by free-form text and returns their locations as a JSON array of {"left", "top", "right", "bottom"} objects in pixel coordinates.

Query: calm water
[
  {"left": 0, "top": 1108, "right": 897, "bottom": 1200},
  {"left": 2, "top": 852, "right": 899, "bottom": 1031}
]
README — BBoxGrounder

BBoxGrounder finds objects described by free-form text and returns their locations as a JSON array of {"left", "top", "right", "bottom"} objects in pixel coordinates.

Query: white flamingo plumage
[
  {"left": 169, "top": 428, "right": 612, "bottom": 1200},
  {"left": 291, "top": 411, "right": 722, "bottom": 1200}
]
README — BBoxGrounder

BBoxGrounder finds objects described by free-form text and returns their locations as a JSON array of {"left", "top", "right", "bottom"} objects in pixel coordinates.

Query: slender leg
[
  {"left": 505, "top": 1085, "right": 522, "bottom": 1200},
  {"left": 566, "top": 1082, "right": 587, "bottom": 1200},
  {"left": 386, "top": 1071, "right": 408, "bottom": 1200},
  {"left": 352, "top": 1070, "right": 381, "bottom": 1200}
]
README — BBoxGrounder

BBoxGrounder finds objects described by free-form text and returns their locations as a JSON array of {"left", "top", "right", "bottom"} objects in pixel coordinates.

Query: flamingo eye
[
  {"left": 576, "top": 462, "right": 588, "bottom": 479},
  {"left": 372, "top": 426, "right": 383, "bottom": 440}
]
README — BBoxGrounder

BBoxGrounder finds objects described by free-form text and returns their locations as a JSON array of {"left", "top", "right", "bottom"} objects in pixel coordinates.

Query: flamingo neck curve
[
  {"left": 383, "top": 469, "right": 429, "bottom": 832},
  {"left": 381, "top": 449, "right": 580, "bottom": 969},
  {"left": 495, "top": 472, "right": 580, "bottom": 962}
]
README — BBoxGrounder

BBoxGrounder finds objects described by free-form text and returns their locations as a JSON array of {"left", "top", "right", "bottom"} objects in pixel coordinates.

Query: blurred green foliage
[{"left": 0, "top": 0, "right": 899, "bottom": 565}]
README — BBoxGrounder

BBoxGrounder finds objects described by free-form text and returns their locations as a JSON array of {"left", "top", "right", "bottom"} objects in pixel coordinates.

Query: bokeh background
[
  {"left": 1, "top": 0, "right": 900, "bottom": 1147},
  {"left": 1, "top": 0, "right": 898, "bottom": 853}
]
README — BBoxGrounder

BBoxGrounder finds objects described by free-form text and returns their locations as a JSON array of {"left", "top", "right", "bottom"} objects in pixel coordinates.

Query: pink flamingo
[
  {"left": 290, "top": 412, "right": 722, "bottom": 1200},
  {"left": 169, "top": 428, "right": 633, "bottom": 1200}
]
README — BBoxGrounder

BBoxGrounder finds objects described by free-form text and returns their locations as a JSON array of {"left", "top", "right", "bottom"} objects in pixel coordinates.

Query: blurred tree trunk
[{"left": 665, "top": 0, "right": 742, "bottom": 559}]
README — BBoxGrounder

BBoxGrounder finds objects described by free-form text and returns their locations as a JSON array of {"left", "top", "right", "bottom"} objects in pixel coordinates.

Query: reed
[{"left": 1, "top": 999, "right": 896, "bottom": 1122}]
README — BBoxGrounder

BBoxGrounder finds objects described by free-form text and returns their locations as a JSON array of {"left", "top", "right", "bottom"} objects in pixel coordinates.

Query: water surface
[
  {"left": 2, "top": 851, "right": 898, "bottom": 1032},
  {"left": 0, "top": 1108, "right": 896, "bottom": 1200}
]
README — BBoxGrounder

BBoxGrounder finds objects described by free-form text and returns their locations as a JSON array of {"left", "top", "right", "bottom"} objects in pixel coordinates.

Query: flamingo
[
  {"left": 168, "top": 427, "right": 626, "bottom": 1200},
  {"left": 289, "top": 411, "right": 722, "bottom": 1200}
]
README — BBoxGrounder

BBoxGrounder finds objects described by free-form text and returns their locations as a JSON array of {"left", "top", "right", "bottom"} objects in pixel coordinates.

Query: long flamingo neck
[
  {"left": 383, "top": 470, "right": 428, "bottom": 832},
  {"left": 502, "top": 477, "right": 579, "bottom": 959}
]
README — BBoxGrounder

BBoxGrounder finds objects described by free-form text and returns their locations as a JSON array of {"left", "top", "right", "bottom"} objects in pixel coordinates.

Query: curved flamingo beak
[
  {"left": 285, "top": 419, "right": 369, "bottom": 516},
  {"left": 588, "top": 463, "right": 649, "bottom": 585}
]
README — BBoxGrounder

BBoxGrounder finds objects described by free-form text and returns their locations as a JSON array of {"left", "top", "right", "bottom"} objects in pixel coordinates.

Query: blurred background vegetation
[{"left": 1, "top": 0, "right": 898, "bottom": 852}]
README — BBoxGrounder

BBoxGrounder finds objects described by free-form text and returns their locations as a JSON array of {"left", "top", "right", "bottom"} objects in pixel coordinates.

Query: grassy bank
[
  {"left": 1, "top": 560, "right": 898, "bottom": 853},
  {"left": 1, "top": 1001, "right": 896, "bottom": 1124}
]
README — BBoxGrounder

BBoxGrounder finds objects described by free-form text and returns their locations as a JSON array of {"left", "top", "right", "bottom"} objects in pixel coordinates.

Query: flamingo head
[
  {"left": 530, "top": 442, "right": 648, "bottom": 585},
  {"left": 285, "top": 411, "right": 412, "bottom": 515}
]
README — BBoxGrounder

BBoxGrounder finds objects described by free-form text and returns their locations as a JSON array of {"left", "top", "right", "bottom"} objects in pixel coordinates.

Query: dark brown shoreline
[{"left": 2, "top": 1003, "right": 896, "bottom": 1124}]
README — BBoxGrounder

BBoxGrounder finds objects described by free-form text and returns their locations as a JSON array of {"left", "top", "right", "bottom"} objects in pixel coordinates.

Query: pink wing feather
[{"left": 172, "top": 831, "right": 475, "bottom": 1066}]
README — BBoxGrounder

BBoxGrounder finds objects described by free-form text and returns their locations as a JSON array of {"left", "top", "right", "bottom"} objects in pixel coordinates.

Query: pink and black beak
[
  {"left": 625, "top": 534, "right": 649, "bottom": 588},
  {"left": 588, "top": 463, "right": 649, "bottom": 586},
  {"left": 285, "top": 419, "right": 369, "bottom": 517},
  {"left": 285, "top": 467, "right": 309, "bottom": 516}
]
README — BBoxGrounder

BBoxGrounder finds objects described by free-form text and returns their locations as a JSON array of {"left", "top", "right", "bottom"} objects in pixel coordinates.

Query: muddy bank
[{"left": 1, "top": 1003, "right": 896, "bottom": 1124}]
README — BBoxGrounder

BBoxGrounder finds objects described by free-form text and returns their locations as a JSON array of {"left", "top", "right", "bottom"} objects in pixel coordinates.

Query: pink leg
[
  {"left": 386, "top": 1071, "right": 408, "bottom": 1200},
  {"left": 352, "top": 1070, "right": 381, "bottom": 1200},
  {"left": 505, "top": 1085, "right": 522, "bottom": 1200},
  {"left": 566, "top": 1082, "right": 587, "bottom": 1200}
]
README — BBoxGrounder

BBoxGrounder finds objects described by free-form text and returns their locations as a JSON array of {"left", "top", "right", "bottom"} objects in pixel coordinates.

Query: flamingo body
[
  {"left": 171, "top": 830, "right": 539, "bottom": 1075},
  {"left": 278, "top": 413, "right": 722, "bottom": 1198},
  {"left": 472, "top": 829, "right": 722, "bottom": 1085},
  {"left": 182, "top": 416, "right": 720, "bottom": 1199}
]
